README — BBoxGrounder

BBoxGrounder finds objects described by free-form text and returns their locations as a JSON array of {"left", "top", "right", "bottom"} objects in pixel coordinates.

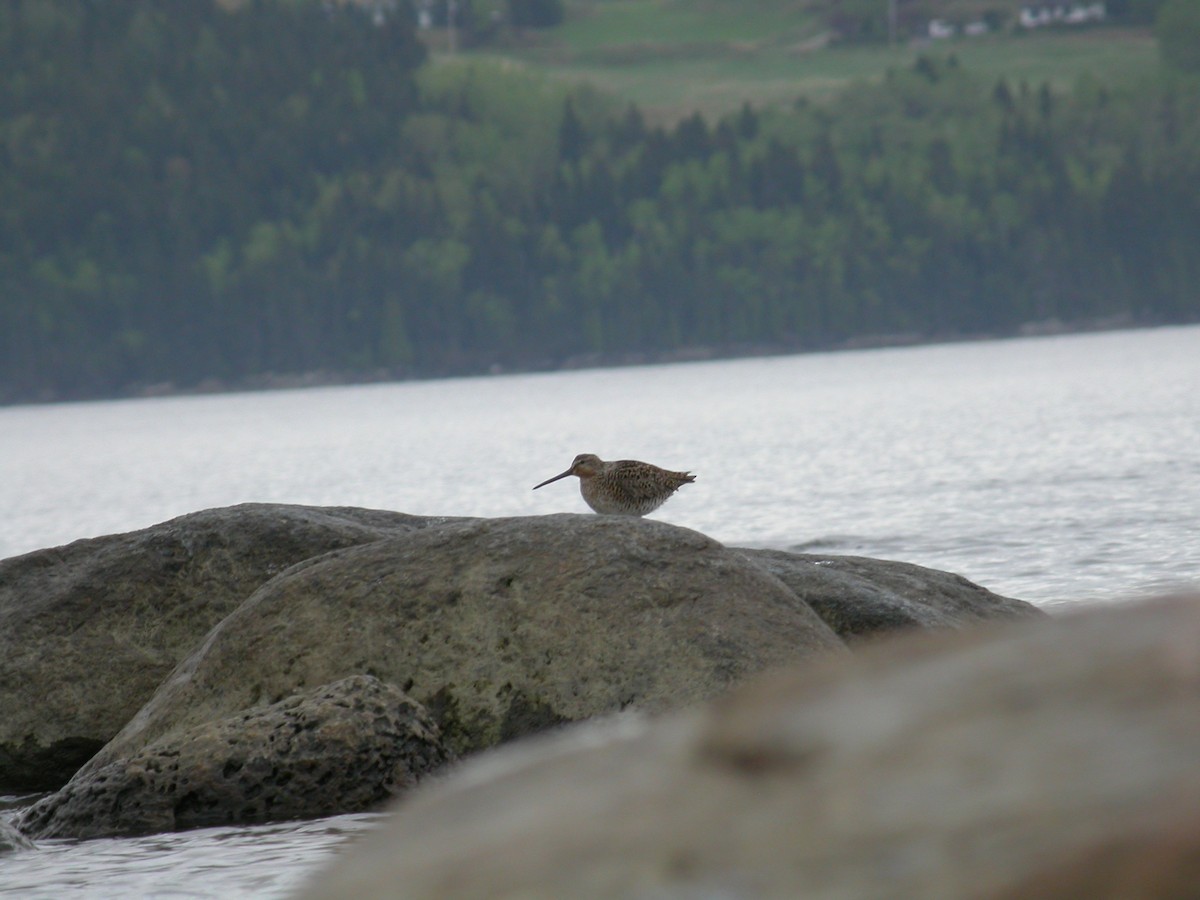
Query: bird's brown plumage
[{"left": 533, "top": 453, "right": 695, "bottom": 516}]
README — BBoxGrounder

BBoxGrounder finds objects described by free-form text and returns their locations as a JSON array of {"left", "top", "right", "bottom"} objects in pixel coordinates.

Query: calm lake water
[{"left": 2, "top": 325, "right": 1199, "bottom": 896}]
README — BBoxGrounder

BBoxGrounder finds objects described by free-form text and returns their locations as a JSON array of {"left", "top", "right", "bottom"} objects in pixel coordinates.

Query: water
[
  {"left": 3, "top": 325, "right": 1197, "bottom": 606},
  {"left": 0, "top": 812, "right": 386, "bottom": 899},
  {"left": 2, "top": 325, "right": 1199, "bottom": 896}
]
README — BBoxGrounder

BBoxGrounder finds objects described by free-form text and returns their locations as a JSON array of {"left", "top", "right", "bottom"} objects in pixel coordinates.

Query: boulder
[
  {"left": 79, "top": 514, "right": 846, "bottom": 775},
  {"left": 738, "top": 548, "right": 1043, "bottom": 640},
  {"left": 987, "top": 803, "right": 1200, "bottom": 899},
  {"left": 0, "top": 819, "right": 35, "bottom": 853},
  {"left": 18, "top": 675, "right": 450, "bottom": 840},
  {"left": 0, "top": 503, "right": 445, "bottom": 790},
  {"left": 295, "top": 595, "right": 1200, "bottom": 900}
]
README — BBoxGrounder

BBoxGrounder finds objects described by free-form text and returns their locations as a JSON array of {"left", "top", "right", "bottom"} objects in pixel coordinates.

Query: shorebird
[{"left": 533, "top": 453, "right": 695, "bottom": 516}]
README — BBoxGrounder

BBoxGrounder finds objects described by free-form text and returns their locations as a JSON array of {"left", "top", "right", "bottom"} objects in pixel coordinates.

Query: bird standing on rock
[{"left": 533, "top": 453, "right": 696, "bottom": 516}]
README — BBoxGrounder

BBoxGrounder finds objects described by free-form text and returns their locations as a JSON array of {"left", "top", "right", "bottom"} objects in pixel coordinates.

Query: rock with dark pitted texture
[
  {"left": 77, "top": 514, "right": 846, "bottom": 774},
  {"left": 0, "top": 504, "right": 448, "bottom": 790},
  {"left": 18, "top": 675, "right": 449, "bottom": 840},
  {"left": 737, "top": 548, "right": 1043, "bottom": 640},
  {"left": 295, "top": 595, "right": 1200, "bottom": 900}
]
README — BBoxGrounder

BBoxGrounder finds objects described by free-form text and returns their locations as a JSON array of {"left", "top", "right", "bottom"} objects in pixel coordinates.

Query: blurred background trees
[{"left": 1, "top": 0, "right": 1197, "bottom": 401}]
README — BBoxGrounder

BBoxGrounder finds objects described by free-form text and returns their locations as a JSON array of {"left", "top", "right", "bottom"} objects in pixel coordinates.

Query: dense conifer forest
[{"left": 2, "top": 0, "right": 1198, "bottom": 402}]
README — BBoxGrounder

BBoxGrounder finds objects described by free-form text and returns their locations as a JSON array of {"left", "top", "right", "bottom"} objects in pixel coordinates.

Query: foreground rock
[
  {"left": 19, "top": 676, "right": 449, "bottom": 840},
  {"left": 739, "top": 549, "right": 1040, "bottom": 640},
  {"left": 0, "top": 819, "right": 35, "bottom": 853},
  {"left": 0, "top": 504, "right": 445, "bottom": 790},
  {"left": 79, "top": 514, "right": 844, "bottom": 776},
  {"left": 297, "top": 595, "right": 1200, "bottom": 900}
]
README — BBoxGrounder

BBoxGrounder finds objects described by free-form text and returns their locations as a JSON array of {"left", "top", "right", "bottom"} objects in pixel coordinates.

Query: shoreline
[{"left": 3, "top": 313, "right": 1188, "bottom": 408}]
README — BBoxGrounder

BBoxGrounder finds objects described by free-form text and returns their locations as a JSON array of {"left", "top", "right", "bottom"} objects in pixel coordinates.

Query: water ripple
[{"left": 0, "top": 812, "right": 385, "bottom": 899}]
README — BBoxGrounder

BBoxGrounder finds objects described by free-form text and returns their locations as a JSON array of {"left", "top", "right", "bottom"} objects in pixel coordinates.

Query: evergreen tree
[
  {"left": 3, "top": 16, "right": 1200, "bottom": 404},
  {"left": 1156, "top": 0, "right": 1200, "bottom": 73}
]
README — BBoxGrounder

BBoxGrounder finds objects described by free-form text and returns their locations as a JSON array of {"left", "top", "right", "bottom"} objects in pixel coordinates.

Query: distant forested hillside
[{"left": 1, "top": 0, "right": 1199, "bottom": 402}]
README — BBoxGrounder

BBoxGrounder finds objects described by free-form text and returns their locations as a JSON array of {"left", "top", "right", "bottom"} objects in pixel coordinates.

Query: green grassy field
[
  {"left": 452, "top": 0, "right": 1159, "bottom": 122},
  {"left": 549, "top": 0, "right": 824, "bottom": 52}
]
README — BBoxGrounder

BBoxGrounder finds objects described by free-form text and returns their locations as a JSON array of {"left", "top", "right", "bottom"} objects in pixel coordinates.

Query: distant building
[
  {"left": 931, "top": 2, "right": 1105, "bottom": 38},
  {"left": 928, "top": 18, "right": 956, "bottom": 39},
  {"left": 928, "top": 18, "right": 988, "bottom": 39},
  {"left": 1019, "top": 3, "right": 1106, "bottom": 29}
]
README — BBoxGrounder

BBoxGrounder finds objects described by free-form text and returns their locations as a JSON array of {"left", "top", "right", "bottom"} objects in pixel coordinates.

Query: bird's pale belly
[{"left": 581, "top": 480, "right": 667, "bottom": 516}]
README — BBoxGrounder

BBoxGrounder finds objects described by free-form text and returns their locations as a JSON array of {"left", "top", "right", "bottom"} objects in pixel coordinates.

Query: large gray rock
[
  {"left": 0, "top": 819, "right": 35, "bottom": 853},
  {"left": 0, "top": 504, "right": 444, "bottom": 790},
  {"left": 79, "top": 514, "right": 845, "bottom": 774},
  {"left": 295, "top": 595, "right": 1200, "bottom": 900},
  {"left": 738, "top": 548, "right": 1043, "bottom": 640},
  {"left": 988, "top": 802, "right": 1200, "bottom": 899},
  {"left": 18, "top": 675, "right": 450, "bottom": 840}
]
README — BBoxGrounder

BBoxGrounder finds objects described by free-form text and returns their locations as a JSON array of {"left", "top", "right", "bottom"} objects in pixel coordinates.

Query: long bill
[{"left": 532, "top": 469, "right": 573, "bottom": 490}]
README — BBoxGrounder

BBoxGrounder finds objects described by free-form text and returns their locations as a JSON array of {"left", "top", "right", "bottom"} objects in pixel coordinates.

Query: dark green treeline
[{"left": 3, "top": 1, "right": 1199, "bottom": 402}]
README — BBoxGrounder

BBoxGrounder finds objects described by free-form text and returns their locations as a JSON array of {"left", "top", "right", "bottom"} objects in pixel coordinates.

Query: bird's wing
[{"left": 607, "top": 460, "right": 677, "bottom": 501}]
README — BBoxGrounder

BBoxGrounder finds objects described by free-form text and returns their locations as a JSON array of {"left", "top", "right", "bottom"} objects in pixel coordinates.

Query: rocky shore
[
  {"left": 1, "top": 502, "right": 1040, "bottom": 843},
  {"left": 10, "top": 503, "right": 1195, "bottom": 896},
  {"left": 299, "top": 593, "right": 1200, "bottom": 900}
]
